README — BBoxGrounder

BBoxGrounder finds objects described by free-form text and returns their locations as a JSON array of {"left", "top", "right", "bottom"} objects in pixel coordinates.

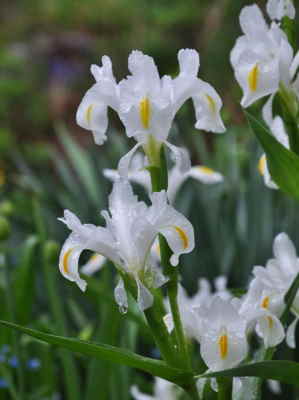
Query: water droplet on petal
[{"left": 119, "top": 305, "right": 128, "bottom": 315}]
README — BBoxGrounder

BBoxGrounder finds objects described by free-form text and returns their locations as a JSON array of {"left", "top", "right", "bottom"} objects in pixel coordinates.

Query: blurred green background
[{"left": 1, "top": 0, "right": 299, "bottom": 399}]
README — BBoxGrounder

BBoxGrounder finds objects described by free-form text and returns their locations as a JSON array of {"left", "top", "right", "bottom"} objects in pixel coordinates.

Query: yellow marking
[
  {"left": 248, "top": 64, "right": 259, "bottom": 92},
  {"left": 174, "top": 226, "right": 189, "bottom": 249},
  {"left": 197, "top": 166, "right": 214, "bottom": 175},
  {"left": 90, "top": 253, "right": 100, "bottom": 262},
  {"left": 206, "top": 94, "right": 216, "bottom": 113},
  {"left": 258, "top": 155, "right": 266, "bottom": 176},
  {"left": 139, "top": 97, "right": 151, "bottom": 129},
  {"left": 218, "top": 333, "right": 228, "bottom": 360},
  {"left": 267, "top": 316, "right": 273, "bottom": 329},
  {"left": 261, "top": 296, "right": 270, "bottom": 309},
  {"left": 62, "top": 248, "right": 73, "bottom": 274},
  {"left": 85, "top": 104, "right": 94, "bottom": 125}
]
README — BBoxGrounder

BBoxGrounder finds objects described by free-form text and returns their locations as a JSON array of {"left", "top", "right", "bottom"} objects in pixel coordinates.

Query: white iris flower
[
  {"left": 195, "top": 297, "right": 248, "bottom": 371},
  {"left": 76, "top": 49, "right": 225, "bottom": 176},
  {"left": 253, "top": 232, "right": 299, "bottom": 348},
  {"left": 103, "top": 151, "right": 224, "bottom": 204},
  {"left": 230, "top": 4, "right": 298, "bottom": 108},
  {"left": 58, "top": 179, "right": 194, "bottom": 311}
]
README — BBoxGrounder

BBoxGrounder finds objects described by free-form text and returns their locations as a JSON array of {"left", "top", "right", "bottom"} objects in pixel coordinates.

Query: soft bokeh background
[{"left": 1, "top": 0, "right": 299, "bottom": 399}]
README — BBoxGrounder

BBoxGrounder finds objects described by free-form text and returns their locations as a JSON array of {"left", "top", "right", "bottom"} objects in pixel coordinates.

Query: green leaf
[
  {"left": 13, "top": 235, "right": 39, "bottom": 324},
  {"left": 246, "top": 111, "right": 299, "bottom": 201},
  {"left": 198, "top": 361, "right": 299, "bottom": 387},
  {"left": 0, "top": 320, "right": 191, "bottom": 386}
]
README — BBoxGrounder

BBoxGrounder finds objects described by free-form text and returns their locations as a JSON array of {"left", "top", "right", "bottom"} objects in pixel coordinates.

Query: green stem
[
  {"left": 216, "top": 377, "right": 232, "bottom": 400},
  {"left": 149, "top": 146, "right": 191, "bottom": 370},
  {"left": 1, "top": 253, "right": 25, "bottom": 400}
]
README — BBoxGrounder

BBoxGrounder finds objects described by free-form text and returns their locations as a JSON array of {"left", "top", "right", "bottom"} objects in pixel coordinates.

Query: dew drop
[{"left": 119, "top": 305, "right": 128, "bottom": 315}]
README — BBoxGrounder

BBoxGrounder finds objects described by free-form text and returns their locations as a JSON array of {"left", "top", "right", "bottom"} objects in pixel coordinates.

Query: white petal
[
  {"left": 267, "top": 379, "right": 282, "bottom": 394},
  {"left": 163, "top": 313, "right": 174, "bottom": 333},
  {"left": 136, "top": 278, "right": 153, "bottom": 311},
  {"left": 114, "top": 277, "right": 128, "bottom": 311},
  {"left": 90, "top": 55, "right": 116, "bottom": 83},
  {"left": 262, "top": 95, "right": 274, "bottom": 127},
  {"left": 117, "top": 143, "right": 143, "bottom": 178},
  {"left": 273, "top": 232, "right": 298, "bottom": 275},
  {"left": 81, "top": 253, "right": 106, "bottom": 276},
  {"left": 193, "top": 80, "right": 225, "bottom": 133},
  {"left": 188, "top": 166, "right": 224, "bottom": 184},
  {"left": 239, "top": 5, "right": 268, "bottom": 37},
  {"left": 267, "top": 0, "right": 296, "bottom": 20},
  {"left": 256, "top": 313, "right": 285, "bottom": 347},
  {"left": 290, "top": 50, "right": 299, "bottom": 79},
  {"left": 148, "top": 191, "right": 195, "bottom": 266},
  {"left": 164, "top": 142, "right": 191, "bottom": 173},
  {"left": 177, "top": 48, "right": 200, "bottom": 77},
  {"left": 128, "top": 50, "right": 160, "bottom": 90},
  {"left": 286, "top": 317, "right": 298, "bottom": 348},
  {"left": 59, "top": 235, "right": 87, "bottom": 292}
]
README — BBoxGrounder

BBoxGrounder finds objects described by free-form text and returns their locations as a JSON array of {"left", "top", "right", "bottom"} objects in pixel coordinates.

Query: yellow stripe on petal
[
  {"left": 218, "top": 333, "right": 228, "bottom": 360},
  {"left": 139, "top": 97, "right": 151, "bottom": 129},
  {"left": 248, "top": 64, "right": 259, "bottom": 92},
  {"left": 261, "top": 296, "right": 270, "bottom": 309},
  {"left": 174, "top": 226, "right": 189, "bottom": 249},
  {"left": 258, "top": 155, "right": 266, "bottom": 176},
  {"left": 267, "top": 316, "right": 273, "bottom": 329},
  {"left": 90, "top": 253, "right": 101, "bottom": 262},
  {"left": 85, "top": 104, "right": 94, "bottom": 125},
  {"left": 197, "top": 166, "right": 215, "bottom": 175},
  {"left": 206, "top": 94, "right": 216, "bottom": 113},
  {"left": 62, "top": 248, "right": 73, "bottom": 274}
]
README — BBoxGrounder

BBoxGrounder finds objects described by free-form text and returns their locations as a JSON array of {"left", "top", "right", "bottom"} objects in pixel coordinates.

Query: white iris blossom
[
  {"left": 58, "top": 179, "right": 194, "bottom": 311},
  {"left": 131, "top": 378, "right": 181, "bottom": 400},
  {"left": 163, "top": 277, "right": 231, "bottom": 340},
  {"left": 230, "top": 4, "right": 299, "bottom": 108},
  {"left": 258, "top": 96, "right": 289, "bottom": 189},
  {"left": 239, "top": 278, "right": 285, "bottom": 348},
  {"left": 76, "top": 49, "right": 225, "bottom": 176},
  {"left": 253, "top": 232, "right": 299, "bottom": 348},
  {"left": 194, "top": 297, "right": 248, "bottom": 371},
  {"left": 267, "top": 0, "right": 295, "bottom": 20}
]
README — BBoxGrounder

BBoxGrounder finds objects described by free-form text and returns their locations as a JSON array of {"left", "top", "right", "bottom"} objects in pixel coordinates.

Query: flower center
[
  {"left": 261, "top": 296, "right": 270, "bottom": 309},
  {"left": 139, "top": 97, "right": 151, "bottom": 129},
  {"left": 218, "top": 332, "right": 228, "bottom": 360},
  {"left": 174, "top": 226, "right": 188, "bottom": 249},
  {"left": 62, "top": 248, "right": 73, "bottom": 274},
  {"left": 248, "top": 64, "right": 259, "bottom": 92}
]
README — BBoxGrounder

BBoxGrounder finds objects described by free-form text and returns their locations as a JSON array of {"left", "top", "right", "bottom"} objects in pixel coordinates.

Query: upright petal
[
  {"left": 267, "top": 0, "right": 296, "bottom": 20},
  {"left": 239, "top": 5, "right": 268, "bottom": 38},
  {"left": 177, "top": 48, "right": 200, "bottom": 77},
  {"left": 273, "top": 232, "right": 298, "bottom": 275}
]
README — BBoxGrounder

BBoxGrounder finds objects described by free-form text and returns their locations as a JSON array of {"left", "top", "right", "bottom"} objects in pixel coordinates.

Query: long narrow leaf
[
  {"left": 197, "top": 361, "right": 299, "bottom": 386},
  {"left": 0, "top": 320, "right": 191, "bottom": 385},
  {"left": 246, "top": 111, "right": 299, "bottom": 201}
]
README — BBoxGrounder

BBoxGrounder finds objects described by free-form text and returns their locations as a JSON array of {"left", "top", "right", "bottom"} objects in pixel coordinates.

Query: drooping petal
[
  {"left": 148, "top": 191, "right": 194, "bottom": 266},
  {"left": 188, "top": 166, "right": 224, "bottom": 184},
  {"left": 136, "top": 278, "right": 154, "bottom": 311},
  {"left": 255, "top": 312, "right": 285, "bottom": 347},
  {"left": 163, "top": 141, "right": 191, "bottom": 173},
  {"left": 114, "top": 277, "right": 128, "bottom": 312},
  {"left": 59, "top": 234, "right": 87, "bottom": 291},
  {"left": 286, "top": 316, "right": 298, "bottom": 348},
  {"left": 117, "top": 143, "right": 143, "bottom": 178},
  {"left": 193, "top": 80, "right": 225, "bottom": 133},
  {"left": 267, "top": 0, "right": 296, "bottom": 20}
]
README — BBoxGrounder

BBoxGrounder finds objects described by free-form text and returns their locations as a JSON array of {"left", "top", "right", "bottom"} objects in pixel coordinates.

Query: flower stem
[{"left": 149, "top": 146, "right": 191, "bottom": 370}]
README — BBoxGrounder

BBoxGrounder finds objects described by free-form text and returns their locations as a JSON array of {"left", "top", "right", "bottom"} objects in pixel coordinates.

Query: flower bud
[{"left": 0, "top": 217, "right": 11, "bottom": 241}]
